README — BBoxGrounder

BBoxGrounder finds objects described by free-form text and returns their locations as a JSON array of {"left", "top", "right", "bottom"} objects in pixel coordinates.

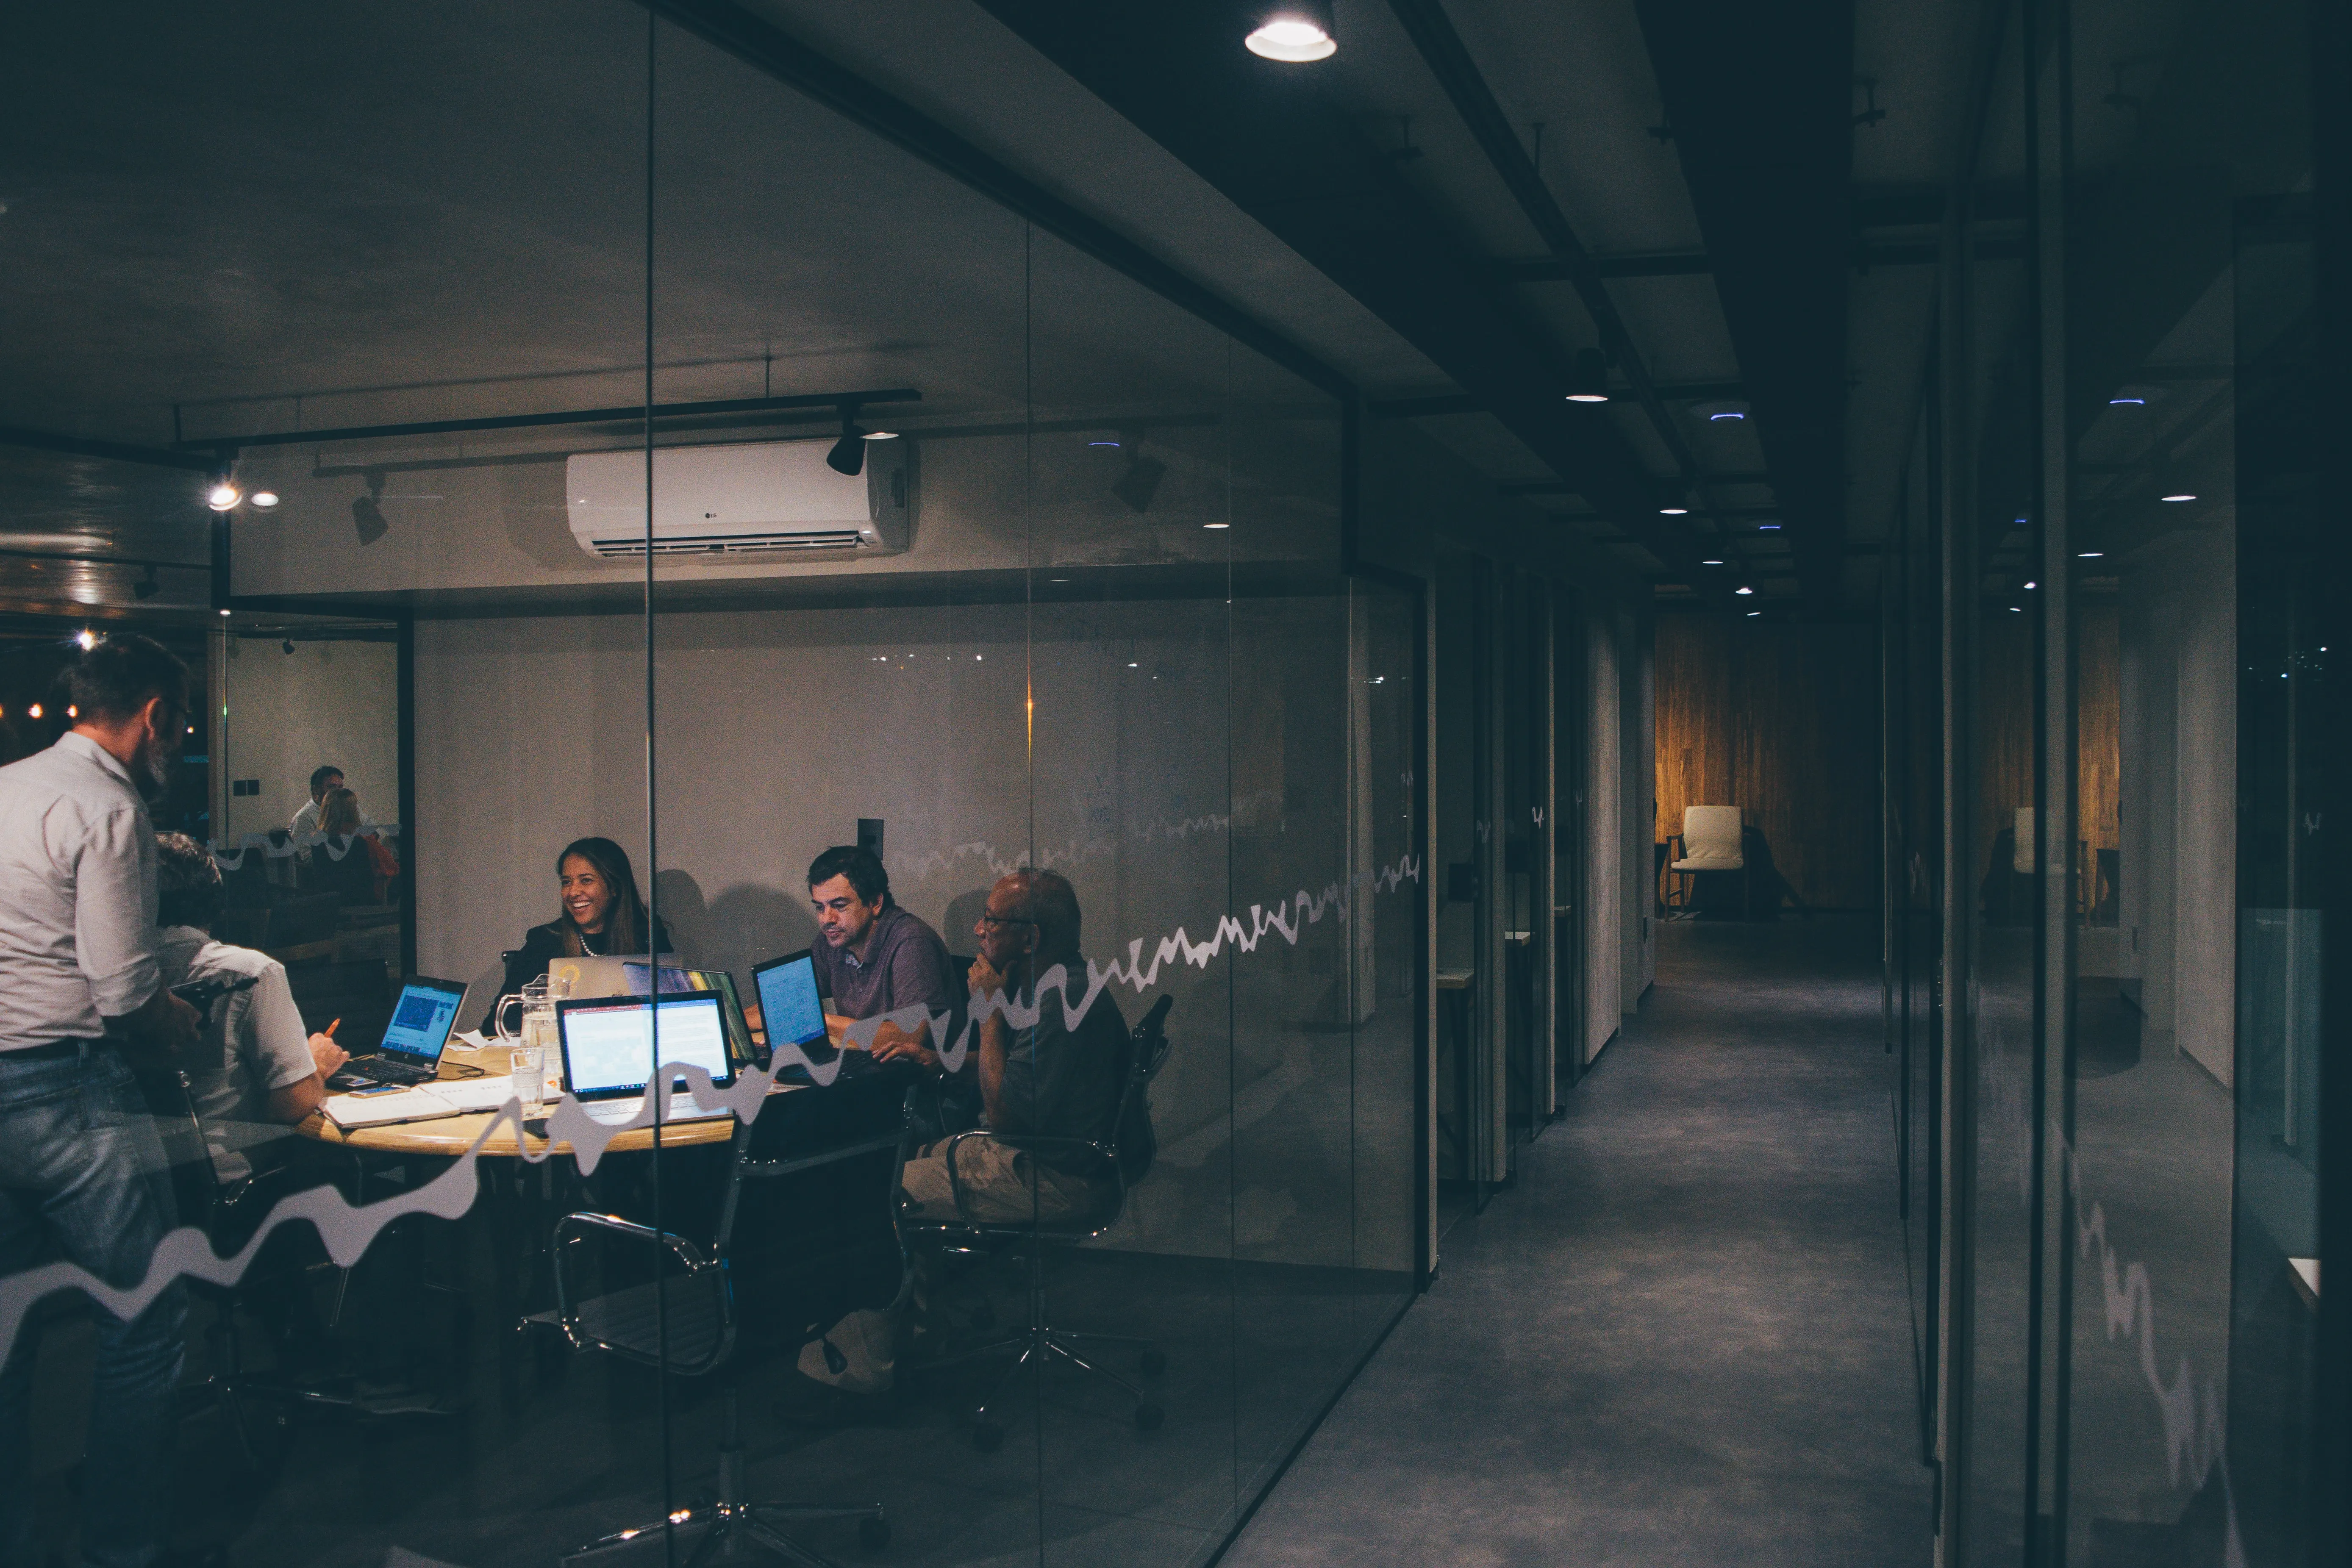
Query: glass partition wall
[
  {"left": 1888, "top": 0, "right": 2340, "bottom": 1561},
  {"left": 0, "top": 7, "right": 1417, "bottom": 1567}
]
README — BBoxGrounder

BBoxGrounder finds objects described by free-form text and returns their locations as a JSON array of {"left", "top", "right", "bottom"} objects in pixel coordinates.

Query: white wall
[
  {"left": 411, "top": 594, "right": 1415, "bottom": 1268},
  {"left": 1587, "top": 604, "right": 1624, "bottom": 1062},
  {"left": 2118, "top": 529, "right": 2236, "bottom": 1083},
  {"left": 221, "top": 633, "right": 399, "bottom": 840}
]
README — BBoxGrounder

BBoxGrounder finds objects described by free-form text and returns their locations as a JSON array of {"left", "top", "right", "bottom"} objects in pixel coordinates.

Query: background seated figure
[
  {"left": 289, "top": 763, "right": 343, "bottom": 838},
  {"left": 794, "top": 868, "right": 1129, "bottom": 1400},
  {"left": 478, "top": 835, "right": 670, "bottom": 1033},
  {"left": 300, "top": 787, "right": 379, "bottom": 905}
]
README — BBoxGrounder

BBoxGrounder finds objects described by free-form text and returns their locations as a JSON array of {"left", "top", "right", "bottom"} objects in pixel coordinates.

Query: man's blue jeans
[{"left": 0, "top": 1042, "right": 186, "bottom": 1568}]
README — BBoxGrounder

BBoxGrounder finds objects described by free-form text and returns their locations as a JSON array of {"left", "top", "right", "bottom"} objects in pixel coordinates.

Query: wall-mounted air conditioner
[{"left": 565, "top": 438, "right": 913, "bottom": 559}]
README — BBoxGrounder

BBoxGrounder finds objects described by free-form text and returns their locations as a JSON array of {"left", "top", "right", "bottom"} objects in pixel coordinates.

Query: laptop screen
[
  {"left": 753, "top": 952, "right": 827, "bottom": 1051},
  {"left": 379, "top": 979, "right": 465, "bottom": 1065},
  {"left": 559, "top": 994, "right": 734, "bottom": 1099},
  {"left": 620, "top": 960, "right": 697, "bottom": 996}
]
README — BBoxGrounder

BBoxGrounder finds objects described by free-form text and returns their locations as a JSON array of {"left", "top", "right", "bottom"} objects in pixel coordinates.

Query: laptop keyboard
[{"left": 580, "top": 1093, "right": 732, "bottom": 1125}]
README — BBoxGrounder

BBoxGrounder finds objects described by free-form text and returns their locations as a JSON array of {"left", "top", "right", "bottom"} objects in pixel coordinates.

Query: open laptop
[
  {"left": 555, "top": 991, "right": 737, "bottom": 1125},
  {"left": 328, "top": 975, "right": 468, "bottom": 1088},
  {"left": 751, "top": 949, "right": 877, "bottom": 1082},
  {"left": 619, "top": 962, "right": 758, "bottom": 1068}
]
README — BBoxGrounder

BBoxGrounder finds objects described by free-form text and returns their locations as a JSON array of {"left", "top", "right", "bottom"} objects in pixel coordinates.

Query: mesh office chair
[
  {"left": 133, "top": 1061, "right": 361, "bottom": 1467},
  {"left": 545, "top": 1084, "right": 914, "bottom": 1566},
  {"left": 909, "top": 993, "right": 1173, "bottom": 1452}
]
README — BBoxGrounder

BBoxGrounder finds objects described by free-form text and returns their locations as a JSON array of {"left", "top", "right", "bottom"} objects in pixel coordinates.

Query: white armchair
[{"left": 1666, "top": 805, "right": 1751, "bottom": 918}]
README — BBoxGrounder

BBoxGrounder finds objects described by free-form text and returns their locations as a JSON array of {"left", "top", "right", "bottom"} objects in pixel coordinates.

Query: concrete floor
[{"left": 1223, "top": 916, "right": 1935, "bottom": 1567}]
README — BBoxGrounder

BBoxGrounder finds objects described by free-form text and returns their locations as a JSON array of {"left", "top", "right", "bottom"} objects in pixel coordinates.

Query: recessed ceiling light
[
  {"left": 2108, "top": 397, "right": 2146, "bottom": 406},
  {"left": 1701, "top": 559, "right": 1724, "bottom": 566},
  {"left": 76, "top": 629, "right": 96, "bottom": 651},
  {"left": 207, "top": 482, "right": 240, "bottom": 511},
  {"left": 1204, "top": 522, "right": 1230, "bottom": 529},
  {"left": 1245, "top": 3, "right": 1336, "bottom": 61},
  {"left": 2161, "top": 493, "right": 2196, "bottom": 502},
  {"left": 862, "top": 430, "right": 899, "bottom": 441},
  {"left": 249, "top": 490, "right": 280, "bottom": 509},
  {"left": 2077, "top": 552, "right": 2103, "bottom": 558},
  {"left": 1746, "top": 611, "right": 1760, "bottom": 617},
  {"left": 1661, "top": 507, "right": 1688, "bottom": 515},
  {"left": 218, "top": 608, "right": 231, "bottom": 617},
  {"left": 1735, "top": 586, "right": 1754, "bottom": 595},
  {"left": 1757, "top": 523, "right": 1781, "bottom": 531},
  {"left": 1566, "top": 391, "right": 1610, "bottom": 404},
  {"left": 1709, "top": 411, "right": 1745, "bottom": 421}
]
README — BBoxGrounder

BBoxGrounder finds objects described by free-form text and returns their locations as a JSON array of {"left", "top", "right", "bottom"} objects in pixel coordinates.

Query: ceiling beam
[
  {"left": 0, "top": 425, "right": 215, "bottom": 472},
  {"left": 1498, "top": 236, "right": 2026, "bottom": 280},
  {"left": 972, "top": 1, "right": 1735, "bottom": 597},
  {"left": 1634, "top": 0, "right": 1854, "bottom": 611},
  {"left": 1382, "top": 0, "right": 1756, "bottom": 588}
]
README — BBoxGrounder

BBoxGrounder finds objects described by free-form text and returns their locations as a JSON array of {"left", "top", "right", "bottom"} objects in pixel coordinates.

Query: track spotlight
[
  {"left": 1566, "top": 349, "right": 1610, "bottom": 403},
  {"left": 249, "top": 489, "right": 280, "bottom": 509},
  {"left": 1245, "top": 0, "right": 1336, "bottom": 61},
  {"left": 351, "top": 476, "right": 389, "bottom": 546},
  {"left": 282, "top": 638, "right": 297, "bottom": 655},
  {"left": 133, "top": 568, "right": 159, "bottom": 601},
  {"left": 827, "top": 405, "right": 868, "bottom": 476},
  {"left": 1111, "top": 434, "right": 1166, "bottom": 514}
]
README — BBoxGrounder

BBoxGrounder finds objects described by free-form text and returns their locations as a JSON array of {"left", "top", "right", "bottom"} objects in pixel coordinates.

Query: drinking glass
[{"left": 509, "top": 1046, "right": 545, "bottom": 1117}]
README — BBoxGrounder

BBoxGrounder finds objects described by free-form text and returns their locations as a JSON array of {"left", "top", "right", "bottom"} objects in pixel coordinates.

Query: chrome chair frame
[
  {"left": 906, "top": 995, "right": 1173, "bottom": 1450},
  {"left": 547, "top": 1091, "right": 913, "bottom": 1566}
]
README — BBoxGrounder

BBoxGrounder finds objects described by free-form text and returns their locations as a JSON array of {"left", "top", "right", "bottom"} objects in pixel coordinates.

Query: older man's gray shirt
[{"left": 0, "top": 733, "right": 164, "bottom": 1051}]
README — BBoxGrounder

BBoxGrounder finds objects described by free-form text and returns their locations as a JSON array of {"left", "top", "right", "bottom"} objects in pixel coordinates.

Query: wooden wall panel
[
  {"left": 1654, "top": 613, "right": 1883, "bottom": 910},
  {"left": 2077, "top": 602, "right": 2122, "bottom": 852}
]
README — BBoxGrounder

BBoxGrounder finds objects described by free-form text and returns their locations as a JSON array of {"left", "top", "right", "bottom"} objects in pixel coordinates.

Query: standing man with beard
[{"left": 0, "top": 633, "right": 201, "bottom": 1568}]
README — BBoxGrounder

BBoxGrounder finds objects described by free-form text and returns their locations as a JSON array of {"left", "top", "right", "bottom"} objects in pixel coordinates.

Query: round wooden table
[{"left": 297, "top": 1041, "right": 777, "bottom": 1157}]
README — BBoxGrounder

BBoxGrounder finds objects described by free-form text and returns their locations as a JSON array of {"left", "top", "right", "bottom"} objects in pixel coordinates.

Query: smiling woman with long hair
[{"left": 476, "top": 836, "right": 671, "bottom": 1032}]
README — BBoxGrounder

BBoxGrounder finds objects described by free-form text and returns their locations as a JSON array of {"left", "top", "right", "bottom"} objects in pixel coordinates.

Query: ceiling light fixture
[
  {"left": 2108, "top": 397, "right": 2146, "bottom": 406},
  {"left": 1245, "top": 1, "right": 1336, "bottom": 61},
  {"left": 1746, "top": 611, "right": 1761, "bottom": 618},
  {"left": 2161, "top": 493, "right": 2196, "bottom": 502},
  {"left": 1709, "top": 411, "right": 1745, "bottom": 421},
  {"left": 827, "top": 405, "right": 869, "bottom": 476},
  {"left": 27, "top": 704, "right": 41, "bottom": 720},
  {"left": 2024, "top": 581, "right": 2037, "bottom": 589},
  {"left": 1661, "top": 506, "right": 1689, "bottom": 516},
  {"left": 207, "top": 480, "right": 241, "bottom": 511},
  {"left": 76, "top": 629, "right": 96, "bottom": 651},
  {"left": 218, "top": 608, "right": 231, "bottom": 617},
  {"left": 1735, "top": 585, "right": 1755, "bottom": 596},
  {"left": 1565, "top": 348, "right": 1610, "bottom": 403},
  {"left": 1757, "top": 523, "right": 1781, "bottom": 531},
  {"left": 249, "top": 490, "right": 280, "bottom": 509},
  {"left": 1701, "top": 559, "right": 1724, "bottom": 566},
  {"left": 2077, "top": 551, "right": 2103, "bottom": 558}
]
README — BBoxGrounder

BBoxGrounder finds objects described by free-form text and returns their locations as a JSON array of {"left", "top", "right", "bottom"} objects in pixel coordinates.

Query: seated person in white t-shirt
[
  {"left": 153, "top": 832, "right": 349, "bottom": 1185},
  {"left": 289, "top": 764, "right": 344, "bottom": 838}
]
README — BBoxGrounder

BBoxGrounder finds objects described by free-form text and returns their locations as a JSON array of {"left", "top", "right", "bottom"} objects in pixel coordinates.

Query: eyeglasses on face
[{"left": 977, "top": 912, "right": 1034, "bottom": 929}]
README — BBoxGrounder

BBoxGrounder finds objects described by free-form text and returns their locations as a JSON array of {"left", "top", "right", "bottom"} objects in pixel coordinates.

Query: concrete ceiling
[{"left": 0, "top": 0, "right": 1981, "bottom": 618}]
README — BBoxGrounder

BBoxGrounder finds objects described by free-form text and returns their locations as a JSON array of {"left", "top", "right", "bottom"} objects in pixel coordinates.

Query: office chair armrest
[
  {"left": 939, "top": 1128, "right": 1122, "bottom": 1230},
  {"left": 551, "top": 1211, "right": 720, "bottom": 1358}
]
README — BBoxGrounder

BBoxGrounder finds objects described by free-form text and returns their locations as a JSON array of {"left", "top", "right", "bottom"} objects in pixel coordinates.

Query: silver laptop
[{"left": 555, "top": 992, "right": 737, "bottom": 1126}]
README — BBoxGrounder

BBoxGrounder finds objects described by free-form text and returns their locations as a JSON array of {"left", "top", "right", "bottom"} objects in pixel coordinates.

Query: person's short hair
[
  {"left": 66, "top": 634, "right": 186, "bottom": 727},
  {"left": 155, "top": 831, "right": 223, "bottom": 930},
  {"left": 309, "top": 764, "right": 344, "bottom": 797},
  {"left": 1003, "top": 868, "right": 1081, "bottom": 957},
  {"left": 807, "top": 845, "right": 890, "bottom": 907}
]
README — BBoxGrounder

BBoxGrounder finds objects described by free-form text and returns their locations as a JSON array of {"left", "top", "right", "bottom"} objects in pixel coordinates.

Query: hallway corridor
[{"left": 1224, "top": 917, "right": 1932, "bottom": 1565}]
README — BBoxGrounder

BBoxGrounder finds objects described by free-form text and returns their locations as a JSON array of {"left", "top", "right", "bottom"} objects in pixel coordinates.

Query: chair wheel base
[
  {"left": 972, "top": 1420, "right": 1005, "bottom": 1452},
  {"left": 860, "top": 1514, "right": 891, "bottom": 1550},
  {"left": 1135, "top": 1402, "right": 1164, "bottom": 1432}
]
